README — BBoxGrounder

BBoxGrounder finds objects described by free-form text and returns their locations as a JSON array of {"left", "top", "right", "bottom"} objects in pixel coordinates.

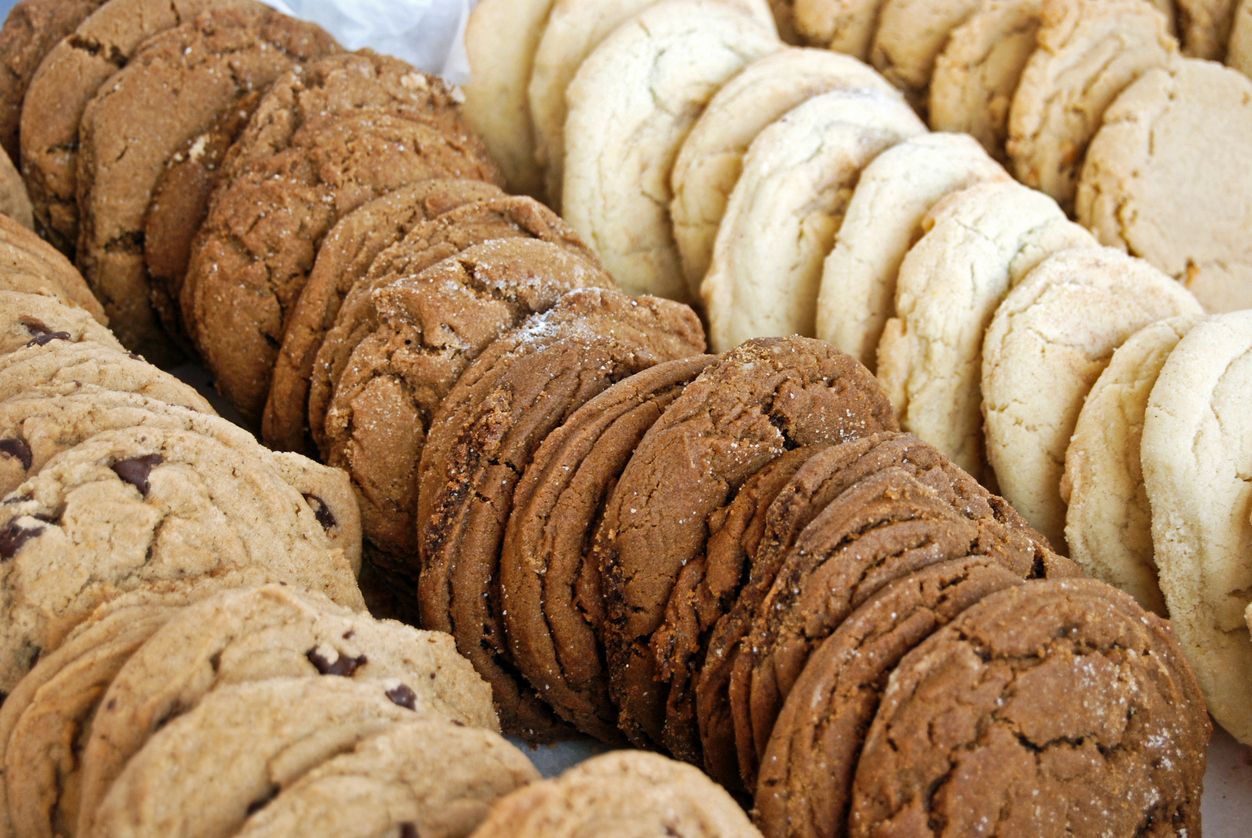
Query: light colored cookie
[
  {"left": 1230, "top": 0, "right": 1252, "bottom": 73},
  {"left": 91, "top": 677, "right": 435, "bottom": 837},
  {"left": 462, "top": 0, "right": 554, "bottom": 197},
  {"left": 870, "top": 0, "right": 982, "bottom": 102},
  {"left": 471, "top": 751, "right": 761, "bottom": 836},
  {"left": 703, "top": 88, "right": 924, "bottom": 351},
  {"left": 815, "top": 132, "right": 1008, "bottom": 369},
  {"left": 77, "top": 584, "right": 495, "bottom": 834},
  {"left": 1142, "top": 310, "right": 1252, "bottom": 744},
  {"left": 671, "top": 47, "right": 898, "bottom": 296},
  {"left": 1007, "top": 0, "right": 1178, "bottom": 210},
  {"left": 0, "top": 142, "right": 31, "bottom": 228},
  {"left": 235, "top": 720, "right": 538, "bottom": 838},
  {"left": 1077, "top": 59, "right": 1252, "bottom": 313},
  {"left": 794, "top": 0, "right": 885, "bottom": 57},
  {"left": 1062, "top": 315, "right": 1201, "bottom": 615},
  {"left": 875, "top": 181, "right": 1092, "bottom": 477},
  {"left": 0, "top": 290, "right": 120, "bottom": 357},
  {"left": 1178, "top": 0, "right": 1238, "bottom": 57},
  {"left": 981, "top": 247, "right": 1202, "bottom": 548},
  {"left": 929, "top": 0, "right": 1043, "bottom": 160},
  {"left": 562, "top": 0, "right": 779, "bottom": 303},
  {"left": 530, "top": 0, "right": 774, "bottom": 210},
  {"left": 0, "top": 214, "right": 105, "bottom": 323}
]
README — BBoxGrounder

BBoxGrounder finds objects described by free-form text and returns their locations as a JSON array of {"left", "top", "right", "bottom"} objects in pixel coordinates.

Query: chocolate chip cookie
[
  {"left": 0, "top": 213, "right": 105, "bottom": 323},
  {"left": 0, "top": 290, "right": 120, "bottom": 357}
]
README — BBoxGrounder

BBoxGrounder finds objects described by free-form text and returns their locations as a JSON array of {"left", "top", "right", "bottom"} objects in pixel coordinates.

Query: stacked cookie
[{"left": 0, "top": 583, "right": 536, "bottom": 837}]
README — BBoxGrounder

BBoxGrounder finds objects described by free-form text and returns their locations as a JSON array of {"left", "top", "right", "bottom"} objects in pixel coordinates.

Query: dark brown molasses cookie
[
  {"left": 417, "top": 289, "right": 705, "bottom": 739},
  {"left": 262, "top": 179, "right": 503, "bottom": 453},
  {"left": 597, "top": 337, "right": 897, "bottom": 750},
  {"left": 500, "top": 355, "right": 715, "bottom": 742},
  {"left": 0, "top": 214, "right": 105, "bottom": 323},
  {"left": 848, "top": 579, "right": 1209, "bottom": 837}
]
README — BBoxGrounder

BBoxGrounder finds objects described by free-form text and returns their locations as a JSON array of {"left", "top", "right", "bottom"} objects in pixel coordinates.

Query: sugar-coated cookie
[{"left": 870, "top": 0, "right": 981, "bottom": 102}]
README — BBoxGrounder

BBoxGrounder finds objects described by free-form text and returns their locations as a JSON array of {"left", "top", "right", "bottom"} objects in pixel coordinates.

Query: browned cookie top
[
  {"left": 848, "top": 579, "right": 1210, "bottom": 837},
  {"left": 182, "top": 110, "right": 503, "bottom": 421},
  {"left": 325, "top": 238, "right": 610, "bottom": 561},
  {"left": 19, "top": 0, "right": 262, "bottom": 252},
  {"left": 0, "top": 213, "right": 105, "bottom": 323},
  {"left": 417, "top": 289, "right": 705, "bottom": 740},
  {"left": 755, "top": 556, "right": 1026, "bottom": 838},
  {"left": 0, "top": 290, "right": 119, "bottom": 359},
  {"left": 262, "top": 178, "right": 503, "bottom": 454},
  {"left": 75, "top": 6, "right": 338, "bottom": 364},
  {"left": 596, "top": 338, "right": 897, "bottom": 750},
  {"left": 308, "top": 194, "right": 592, "bottom": 452},
  {"left": 500, "top": 355, "right": 715, "bottom": 742},
  {"left": 0, "top": 0, "right": 108, "bottom": 162}
]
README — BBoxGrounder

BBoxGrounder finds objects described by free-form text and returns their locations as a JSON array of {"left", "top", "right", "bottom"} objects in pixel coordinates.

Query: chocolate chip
[
  {"left": 301, "top": 493, "right": 337, "bottom": 532},
  {"left": 0, "top": 520, "right": 45, "bottom": 560},
  {"left": 0, "top": 438, "right": 32, "bottom": 471},
  {"left": 385, "top": 683, "right": 417, "bottom": 711},
  {"left": 305, "top": 647, "right": 367, "bottom": 677},
  {"left": 399, "top": 823, "right": 419, "bottom": 838},
  {"left": 111, "top": 454, "right": 163, "bottom": 496},
  {"left": 20, "top": 318, "right": 71, "bottom": 347}
]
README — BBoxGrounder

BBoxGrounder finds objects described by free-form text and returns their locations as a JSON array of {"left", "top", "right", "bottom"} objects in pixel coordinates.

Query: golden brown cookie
[
  {"left": 0, "top": 142, "right": 30, "bottom": 228},
  {"left": 0, "top": 213, "right": 105, "bottom": 322},
  {"left": 0, "top": 289, "right": 119, "bottom": 359}
]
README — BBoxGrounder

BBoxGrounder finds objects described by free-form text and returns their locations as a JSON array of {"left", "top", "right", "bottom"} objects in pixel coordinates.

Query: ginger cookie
[
  {"left": 1062, "top": 316, "right": 1200, "bottom": 615},
  {"left": 703, "top": 89, "right": 924, "bottom": 351},
  {"left": 323, "top": 238, "right": 610, "bottom": 562},
  {"left": 19, "top": 0, "right": 261, "bottom": 253},
  {"left": 875, "top": 180, "right": 1092, "bottom": 477},
  {"left": 562, "top": 0, "right": 778, "bottom": 301},
  {"left": 1141, "top": 310, "right": 1252, "bottom": 744},
  {"left": 74, "top": 7, "right": 337, "bottom": 364},
  {"left": 816, "top": 132, "right": 1008, "bottom": 369},
  {"left": 597, "top": 337, "right": 896, "bottom": 750},
  {"left": 501, "top": 355, "right": 715, "bottom": 742},
  {"left": 0, "top": 290, "right": 120, "bottom": 358},
  {"left": 671, "top": 47, "right": 898, "bottom": 295},
  {"left": 0, "top": 143, "right": 30, "bottom": 228},
  {"left": 418, "top": 289, "right": 705, "bottom": 739},
  {"left": 0, "top": 213, "right": 105, "bottom": 323},
  {"left": 1078, "top": 59, "right": 1252, "bottom": 313},
  {"left": 869, "top": 0, "right": 981, "bottom": 104},
  {"left": 847, "top": 579, "right": 1209, "bottom": 836},
  {"left": 262, "top": 179, "right": 503, "bottom": 453},
  {"left": 756, "top": 556, "right": 1025, "bottom": 838},
  {"left": 183, "top": 111, "right": 502, "bottom": 422},
  {"left": 981, "top": 246, "right": 1201, "bottom": 548},
  {"left": 1006, "top": 0, "right": 1178, "bottom": 210}
]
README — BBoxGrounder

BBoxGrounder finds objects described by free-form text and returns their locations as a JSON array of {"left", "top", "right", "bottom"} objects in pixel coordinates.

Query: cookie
[
  {"left": 19, "top": 0, "right": 260, "bottom": 252},
  {"left": 308, "top": 194, "right": 596, "bottom": 454},
  {"left": 815, "top": 132, "right": 1008, "bottom": 369},
  {"left": 0, "top": 143, "right": 30, "bottom": 228},
  {"left": 1078, "top": 59, "right": 1252, "bottom": 313},
  {"left": 793, "top": 0, "right": 885, "bottom": 58},
  {"left": 1006, "top": 0, "right": 1178, "bottom": 210},
  {"left": 847, "top": 579, "right": 1209, "bottom": 836},
  {"left": 0, "top": 391, "right": 362, "bottom": 570},
  {"left": 704, "top": 90, "right": 923, "bottom": 352},
  {"left": 562, "top": 0, "right": 778, "bottom": 302},
  {"left": 929, "top": 0, "right": 1043, "bottom": 160},
  {"left": 1141, "top": 310, "right": 1252, "bottom": 744},
  {"left": 183, "top": 112, "right": 503, "bottom": 421},
  {"left": 529, "top": 0, "right": 775, "bottom": 209},
  {"left": 755, "top": 556, "right": 1024, "bottom": 838},
  {"left": 0, "top": 341, "right": 213, "bottom": 411},
  {"left": 262, "top": 179, "right": 503, "bottom": 453},
  {"left": 0, "top": 426, "right": 364, "bottom": 692},
  {"left": 90, "top": 677, "right": 438, "bottom": 836},
  {"left": 981, "top": 246, "right": 1202, "bottom": 548},
  {"left": 501, "top": 355, "right": 715, "bottom": 742},
  {"left": 1062, "top": 316, "right": 1200, "bottom": 615},
  {"left": 1230, "top": 0, "right": 1252, "bottom": 73},
  {"left": 597, "top": 337, "right": 897, "bottom": 749},
  {"left": 77, "top": 584, "right": 496, "bottom": 834},
  {"left": 471, "top": 751, "right": 760, "bottom": 837},
  {"left": 1177, "top": 0, "right": 1238, "bottom": 57},
  {"left": 671, "top": 47, "right": 899, "bottom": 295},
  {"left": 74, "top": 7, "right": 338, "bottom": 364},
  {"left": 869, "top": 0, "right": 982, "bottom": 103},
  {"left": 461, "top": 0, "right": 554, "bottom": 196},
  {"left": 322, "top": 238, "right": 610, "bottom": 560},
  {"left": 875, "top": 181, "right": 1093, "bottom": 477},
  {"left": 0, "top": 213, "right": 106, "bottom": 323},
  {"left": 233, "top": 719, "right": 538, "bottom": 838},
  {"left": 0, "top": 0, "right": 108, "bottom": 162},
  {"left": 418, "top": 289, "right": 705, "bottom": 739},
  {"left": 652, "top": 445, "right": 827, "bottom": 763},
  {"left": 0, "top": 290, "right": 120, "bottom": 358}
]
